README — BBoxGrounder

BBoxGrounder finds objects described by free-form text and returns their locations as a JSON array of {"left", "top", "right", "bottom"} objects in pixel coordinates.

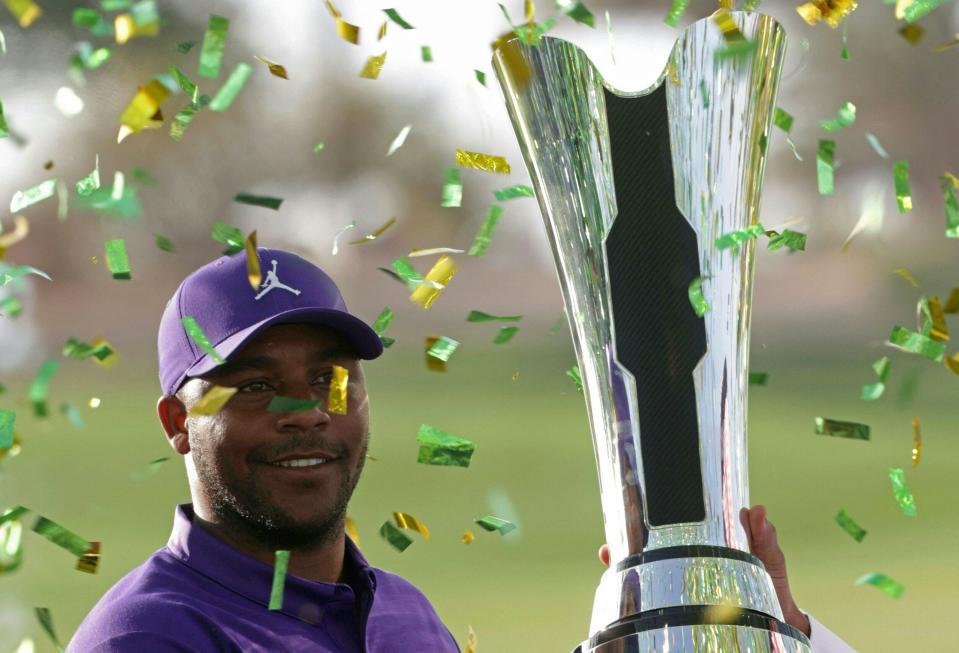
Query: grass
[{"left": 1, "top": 343, "right": 955, "bottom": 652}]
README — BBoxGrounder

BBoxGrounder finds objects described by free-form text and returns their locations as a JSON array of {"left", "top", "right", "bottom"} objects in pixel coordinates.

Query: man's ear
[{"left": 157, "top": 395, "right": 191, "bottom": 455}]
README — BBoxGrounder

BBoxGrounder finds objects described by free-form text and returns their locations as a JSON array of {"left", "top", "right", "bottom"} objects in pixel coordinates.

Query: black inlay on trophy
[{"left": 603, "top": 85, "right": 707, "bottom": 527}]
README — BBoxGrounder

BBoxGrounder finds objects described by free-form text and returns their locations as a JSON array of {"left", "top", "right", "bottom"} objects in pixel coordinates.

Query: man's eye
[
  {"left": 312, "top": 372, "right": 334, "bottom": 385},
  {"left": 239, "top": 381, "right": 273, "bottom": 393}
]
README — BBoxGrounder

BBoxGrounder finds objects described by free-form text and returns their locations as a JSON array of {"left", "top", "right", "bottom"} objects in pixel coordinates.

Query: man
[
  {"left": 70, "top": 247, "right": 854, "bottom": 652},
  {"left": 69, "top": 248, "right": 459, "bottom": 651}
]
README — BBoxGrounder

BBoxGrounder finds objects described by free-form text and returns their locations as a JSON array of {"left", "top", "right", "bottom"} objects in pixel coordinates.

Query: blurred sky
[{"left": 0, "top": 0, "right": 957, "bottom": 380}]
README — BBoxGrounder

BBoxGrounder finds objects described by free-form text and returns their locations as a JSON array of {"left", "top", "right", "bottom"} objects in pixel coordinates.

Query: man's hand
[{"left": 596, "top": 504, "right": 811, "bottom": 637}]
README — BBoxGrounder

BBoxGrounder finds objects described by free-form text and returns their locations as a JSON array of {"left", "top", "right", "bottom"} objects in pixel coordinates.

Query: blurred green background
[{"left": 1, "top": 0, "right": 958, "bottom": 651}]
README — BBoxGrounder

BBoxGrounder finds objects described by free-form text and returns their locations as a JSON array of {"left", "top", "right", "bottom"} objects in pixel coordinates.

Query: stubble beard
[{"left": 192, "top": 433, "right": 369, "bottom": 551}]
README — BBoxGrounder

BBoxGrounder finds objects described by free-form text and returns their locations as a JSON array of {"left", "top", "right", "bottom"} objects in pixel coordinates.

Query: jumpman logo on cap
[{"left": 254, "top": 260, "right": 302, "bottom": 300}]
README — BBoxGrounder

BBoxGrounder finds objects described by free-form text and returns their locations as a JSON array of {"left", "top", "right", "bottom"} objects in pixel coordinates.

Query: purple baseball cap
[{"left": 158, "top": 247, "right": 383, "bottom": 396}]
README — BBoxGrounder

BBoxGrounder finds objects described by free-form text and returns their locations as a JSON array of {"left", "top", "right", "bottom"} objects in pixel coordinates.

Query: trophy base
[{"left": 573, "top": 606, "right": 812, "bottom": 653}]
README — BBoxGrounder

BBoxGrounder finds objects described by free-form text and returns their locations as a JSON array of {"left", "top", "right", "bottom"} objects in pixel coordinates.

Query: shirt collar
[{"left": 166, "top": 503, "right": 376, "bottom": 624}]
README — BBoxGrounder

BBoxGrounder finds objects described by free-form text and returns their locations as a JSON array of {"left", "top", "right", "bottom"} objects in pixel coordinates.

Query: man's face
[{"left": 177, "top": 323, "right": 370, "bottom": 548}]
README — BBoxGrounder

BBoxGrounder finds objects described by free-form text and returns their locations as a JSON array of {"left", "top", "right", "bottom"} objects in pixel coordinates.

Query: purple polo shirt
[{"left": 68, "top": 504, "right": 460, "bottom": 652}]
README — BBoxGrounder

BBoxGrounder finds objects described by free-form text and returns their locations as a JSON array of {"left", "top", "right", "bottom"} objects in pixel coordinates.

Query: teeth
[{"left": 273, "top": 457, "right": 327, "bottom": 468}]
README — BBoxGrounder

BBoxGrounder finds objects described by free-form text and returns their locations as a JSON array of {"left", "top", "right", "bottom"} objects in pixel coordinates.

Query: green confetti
[
  {"left": 131, "top": 167, "right": 154, "bottom": 185},
  {"left": 548, "top": 312, "right": 566, "bottom": 335},
  {"left": 493, "top": 326, "right": 518, "bottom": 344},
  {"left": 420, "top": 45, "right": 432, "bottom": 62},
  {"left": 0, "top": 410, "right": 14, "bottom": 450},
  {"left": 170, "top": 104, "right": 201, "bottom": 142},
  {"left": 29, "top": 359, "right": 60, "bottom": 417},
  {"left": 900, "top": 0, "right": 946, "bottom": 23},
  {"left": 513, "top": 16, "right": 557, "bottom": 45},
  {"left": 557, "top": 0, "right": 594, "bottom": 27},
  {"left": 766, "top": 229, "right": 806, "bottom": 252},
  {"left": 715, "top": 224, "right": 764, "bottom": 252},
  {"left": 861, "top": 356, "right": 890, "bottom": 401},
  {"left": 209, "top": 62, "right": 253, "bottom": 112},
  {"left": 0, "top": 506, "right": 29, "bottom": 527},
  {"left": 75, "top": 157, "right": 100, "bottom": 196},
  {"left": 941, "top": 175, "right": 959, "bottom": 238},
  {"left": 819, "top": 101, "right": 856, "bottom": 132},
  {"left": 855, "top": 572, "right": 904, "bottom": 599},
  {"left": 10, "top": 178, "right": 56, "bottom": 212},
  {"left": 888, "top": 467, "right": 917, "bottom": 516},
  {"left": 748, "top": 372, "right": 769, "bottom": 386},
  {"left": 168, "top": 64, "right": 199, "bottom": 103},
  {"left": 475, "top": 515, "right": 516, "bottom": 535},
  {"left": 474, "top": 69, "right": 486, "bottom": 86},
  {"left": 379, "top": 521, "right": 413, "bottom": 552},
  {"left": 493, "top": 185, "right": 534, "bottom": 201},
  {"left": 887, "top": 325, "right": 946, "bottom": 362},
  {"left": 566, "top": 365, "right": 583, "bottom": 392},
  {"left": 664, "top": 0, "right": 689, "bottom": 27},
  {"left": 699, "top": 79, "right": 709, "bottom": 108},
  {"left": 60, "top": 403, "right": 85, "bottom": 431},
  {"left": 893, "top": 160, "right": 912, "bottom": 213},
  {"left": 32, "top": 516, "right": 92, "bottom": 558},
  {"left": 0, "top": 296, "right": 22, "bottom": 318},
  {"left": 390, "top": 258, "right": 424, "bottom": 291},
  {"left": 466, "top": 310, "right": 522, "bottom": 322},
  {"left": 62, "top": 337, "right": 113, "bottom": 361},
  {"left": 427, "top": 336, "right": 459, "bottom": 362},
  {"left": 74, "top": 172, "right": 141, "bottom": 219},
  {"left": 0, "top": 264, "right": 51, "bottom": 287},
  {"left": 741, "top": 0, "right": 762, "bottom": 9},
  {"left": 687, "top": 276, "right": 709, "bottom": 317},
  {"left": 155, "top": 234, "right": 176, "bottom": 252},
  {"left": 181, "top": 316, "right": 224, "bottom": 364},
  {"left": 416, "top": 423, "right": 475, "bottom": 468},
  {"left": 468, "top": 204, "right": 504, "bottom": 256},
  {"left": 835, "top": 509, "right": 867, "bottom": 542},
  {"left": 371, "top": 307, "right": 394, "bottom": 335},
  {"left": 72, "top": 8, "right": 101, "bottom": 28},
  {"left": 865, "top": 132, "right": 889, "bottom": 159},
  {"left": 0, "top": 100, "right": 7, "bottom": 138},
  {"left": 35, "top": 608, "right": 64, "bottom": 653},
  {"left": 441, "top": 167, "right": 462, "bottom": 208},
  {"left": 313, "top": 141, "right": 325, "bottom": 153},
  {"left": 267, "top": 396, "right": 320, "bottom": 413},
  {"left": 234, "top": 193, "right": 283, "bottom": 210},
  {"left": 715, "top": 40, "right": 757, "bottom": 60},
  {"left": 817, "top": 140, "right": 836, "bottom": 195},
  {"left": 211, "top": 221, "right": 244, "bottom": 255},
  {"left": 814, "top": 416, "right": 870, "bottom": 441},
  {"left": 383, "top": 8, "right": 414, "bottom": 29},
  {"left": 104, "top": 239, "right": 131, "bottom": 280},
  {"left": 840, "top": 22, "right": 850, "bottom": 59},
  {"left": 198, "top": 14, "right": 229, "bottom": 78},
  {"left": 176, "top": 40, "right": 197, "bottom": 54},
  {"left": 129, "top": 456, "right": 170, "bottom": 482},
  {"left": 268, "top": 550, "right": 290, "bottom": 610}
]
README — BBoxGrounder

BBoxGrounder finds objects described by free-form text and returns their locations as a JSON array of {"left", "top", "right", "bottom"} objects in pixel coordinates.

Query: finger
[{"left": 598, "top": 544, "right": 610, "bottom": 567}]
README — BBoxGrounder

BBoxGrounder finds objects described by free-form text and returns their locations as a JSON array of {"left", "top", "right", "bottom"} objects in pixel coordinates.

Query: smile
[{"left": 270, "top": 457, "right": 329, "bottom": 468}]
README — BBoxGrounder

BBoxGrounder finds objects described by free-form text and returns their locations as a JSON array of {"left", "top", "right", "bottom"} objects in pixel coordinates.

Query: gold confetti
[
  {"left": 796, "top": 0, "right": 858, "bottom": 28},
  {"left": 455, "top": 149, "right": 511, "bottom": 174},
  {"left": 324, "top": 0, "right": 359, "bottom": 44},
  {"left": 88, "top": 397, "right": 101, "bottom": 408},
  {"left": 377, "top": 20, "right": 387, "bottom": 40},
  {"left": 928, "top": 296, "right": 949, "bottom": 341},
  {"left": 359, "top": 52, "right": 387, "bottom": 79},
  {"left": 3, "top": 0, "right": 41, "bottom": 27},
  {"left": 349, "top": 217, "right": 396, "bottom": 244},
  {"left": 393, "top": 512, "right": 431, "bottom": 542},
  {"left": 462, "top": 530, "right": 475, "bottom": 544},
  {"left": 115, "top": 12, "right": 159, "bottom": 45},
  {"left": 327, "top": 365, "right": 348, "bottom": 415},
  {"left": 254, "top": 55, "right": 289, "bottom": 79},
  {"left": 0, "top": 215, "right": 29, "bottom": 257},
  {"left": 345, "top": 515, "right": 360, "bottom": 546},
  {"left": 410, "top": 255, "right": 457, "bottom": 309},
  {"left": 244, "top": 230, "right": 261, "bottom": 291},
  {"left": 76, "top": 541, "right": 101, "bottom": 574},
  {"left": 898, "top": 23, "right": 924, "bottom": 44},
  {"left": 911, "top": 416, "right": 921, "bottom": 466},
  {"left": 466, "top": 625, "right": 478, "bottom": 653},
  {"left": 933, "top": 34, "right": 959, "bottom": 51},
  {"left": 943, "top": 288, "right": 959, "bottom": 314},
  {"left": 118, "top": 80, "right": 170, "bottom": 143},
  {"left": 190, "top": 385, "right": 237, "bottom": 416},
  {"left": 894, "top": 268, "right": 919, "bottom": 288}
]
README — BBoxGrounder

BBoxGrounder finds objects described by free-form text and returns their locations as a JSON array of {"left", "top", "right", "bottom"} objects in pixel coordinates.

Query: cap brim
[{"left": 184, "top": 307, "right": 384, "bottom": 381}]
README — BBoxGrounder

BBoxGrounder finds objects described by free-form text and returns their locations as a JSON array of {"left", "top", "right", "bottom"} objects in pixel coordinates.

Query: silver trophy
[{"left": 494, "top": 11, "right": 811, "bottom": 653}]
